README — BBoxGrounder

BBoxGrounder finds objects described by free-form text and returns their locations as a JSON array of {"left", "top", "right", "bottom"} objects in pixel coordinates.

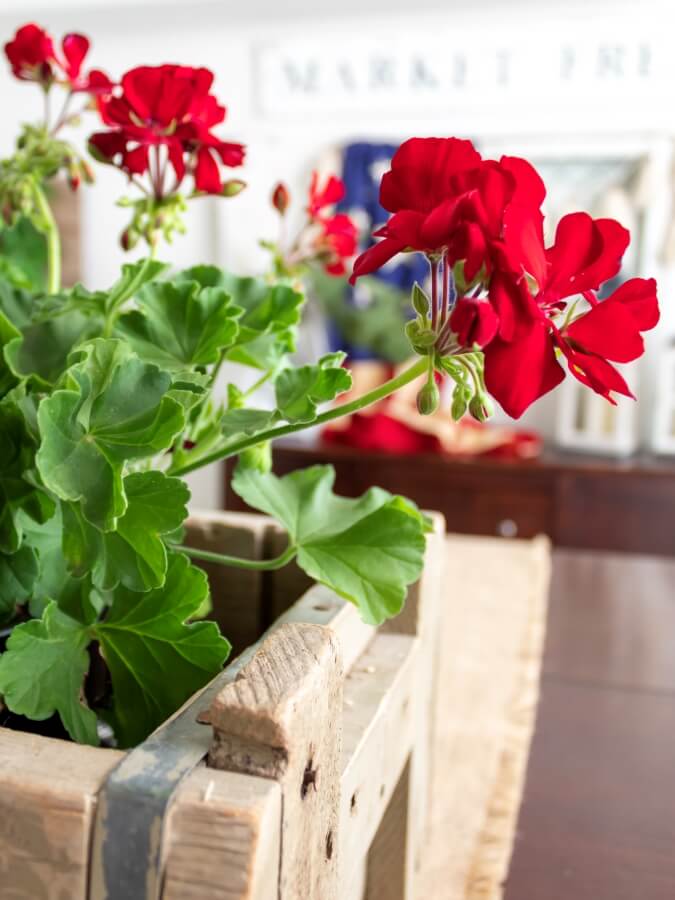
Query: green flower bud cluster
[
  {"left": 118, "top": 193, "right": 188, "bottom": 250},
  {"left": 437, "top": 352, "right": 493, "bottom": 423}
]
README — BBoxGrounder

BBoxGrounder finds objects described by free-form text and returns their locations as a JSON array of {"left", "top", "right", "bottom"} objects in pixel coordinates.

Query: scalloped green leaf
[
  {"left": 63, "top": 471, "right": 190, "bottom": 592},
  {"left": 0, "top": 601, "right": 97, "bottom": 744},
  {"left": 116, "top": 279, "right": 241, "bottom": 370},
  {"left": 36, "top": 340, "right": 185, "bottom": 530},
  {"left": 94, "top": 553, "right": 231, "bottom": 747},
  {"left": 178, "top": 267, "right": 304, "bottom": 370},
  {"left": 231, "top": 465, "right": 427, "bottom": 625},
  {"left": 274, "top": 352, "right": 351, "bottom": 423}
]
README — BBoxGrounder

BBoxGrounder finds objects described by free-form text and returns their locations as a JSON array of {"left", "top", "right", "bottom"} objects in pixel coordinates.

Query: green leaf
[
  {"left": 20, "top": 505, "right": 92, "bottom": 621},
  {"left": 0, "top": 601, "right": 98, "bottom": 744},
  {"left": 0, "top": 278, "right": 34, "bottom": 329},
  {"left": 0, "top": 310, "right": 21, "bottom": 397},
  {"left": 0, "top": 400, "right": 52, "bottom": 554},
  {"left": 231, "top": 465, "right": 427, "bottom": 625},
  {"left": 220, "top": 407, "right": 278, "bottom": 439},
  {"left": 116, "top": 279, "right": 241, "bottom": 370},
  {"left": 94, "top": 553, "right": 231, "bottom": 747},
  {"left": 104, "top": 258, "right": 168, "bottom": 316},
  {"left": 0, "top": 544, "right": 38, "bottom": 623},
  {"left": 5, "top": 308, "right": 103, "bottom": 386},
  {"left": 275, "top": 352, "right": 351, "bottom": 423},
  {"left": 36, "top": 339, "right": 185, "bottom": 530},
  {"left": 178, "top": 267, "right": 304, "bottom": 370},
  {"left": 0, "top": 217, "right": 47, "bottom": 291},
  {"left": 63, "top": 471, "right": 190, "bottom": 592}
]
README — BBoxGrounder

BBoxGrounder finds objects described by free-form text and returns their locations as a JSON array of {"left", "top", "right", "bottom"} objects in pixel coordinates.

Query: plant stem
[
  {"left": 32, "top": 181, "right": 61, "bottom": 295},
  {"left": 103, "top": 252, "right": 157, "bottom": 337},
  {"left": 430, "top": 257, "right": 439, "bottom": 331},
  {"left": 169, "top": 356, "right": 428, "bottom": 477},
  {"left": 177, "top": 543, "right": 297, "bottom": 570}
]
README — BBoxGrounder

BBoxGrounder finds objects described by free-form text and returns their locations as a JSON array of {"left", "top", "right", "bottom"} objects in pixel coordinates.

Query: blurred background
[{"left": 2, "top": 0, "right": 675, "bottom": 509}]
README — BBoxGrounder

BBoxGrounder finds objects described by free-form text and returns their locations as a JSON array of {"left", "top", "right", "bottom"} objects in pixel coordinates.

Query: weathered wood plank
[
  {"left": 339, "top": 634, "right": 418, "bottom": 899},
  {"left": 185, "top": 511, "right": 271, "bottom": 655},
  {"left": 0, "top": 731, "right": 122, "bottom": 900},
  {"left": 162, "top": 767, "right": 281, "bottom": 900},
  {"left": 208, "top": 623, "right": 342, "bottom": 900}
]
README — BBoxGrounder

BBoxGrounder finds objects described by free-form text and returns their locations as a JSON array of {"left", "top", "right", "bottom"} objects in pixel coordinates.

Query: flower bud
[
  {"left": 451, "top": 384, "right": 471, "bottom": 420},
  {"left": 411, "top": 282, "right": 430, "bottom": 317},
  {"left": 272, "top": 182, "right": 290, "bottom": 215},
  {"left": 221, "top": 179, "right": 247, "bottom": 198},
  {"left": 469, "top": 394, "right": 494, "bottom": 423},
  {"left": 416, "top": 380, "right": 440, "bottom": 416}
]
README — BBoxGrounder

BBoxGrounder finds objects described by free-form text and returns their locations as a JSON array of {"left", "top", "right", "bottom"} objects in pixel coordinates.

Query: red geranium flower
[
  {"left": 350, "top": 137, "right": 546, "bottom": 286},
  {"left": 308, "top": 172, "right": 345, "bottom": 219},
  {"left": 483, "top": 212, "right": 659, "bottom": 417},
  {"left": 89, "top": 64, "right": 245, "bottom": 196},
  {"left": 315, "top": 212, "right": 359, "bottom": 276},
  {"left": 59, "top": 33, "right": 112, "bottom": 94},
  {"left": 4, "top": 23, "right": 55, "bottom": 84},
  {"left": 449, "top": 295, "right": 499, "bottom": 349}
]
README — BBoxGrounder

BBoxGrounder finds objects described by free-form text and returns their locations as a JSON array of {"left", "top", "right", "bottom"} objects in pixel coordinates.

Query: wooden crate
[{"left": 0, "top": 509, "right": 446, "bottom": 900}]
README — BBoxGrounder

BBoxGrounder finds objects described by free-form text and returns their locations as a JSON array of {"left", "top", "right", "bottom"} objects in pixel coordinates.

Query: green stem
[
  {"left": 33, "top": 182, "right": 61, "bottom": 295},
  {"left": 177, "top": 543, "right": 296, "bottom": 570},
  {"left": 169, "top": 356, "right": 428, "bottom": 477},
  {"left": 103, "top": 253, "right": 156, "bottom": 337}
]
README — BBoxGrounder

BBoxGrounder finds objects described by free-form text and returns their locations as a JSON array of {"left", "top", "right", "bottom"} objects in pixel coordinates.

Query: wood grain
[{"left": 208, "top": 623, "right": 343, "bottom": 900}]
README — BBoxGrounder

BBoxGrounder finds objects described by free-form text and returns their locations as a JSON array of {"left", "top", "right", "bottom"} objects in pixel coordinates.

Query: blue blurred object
[{"left": 325, "top": 141, "right": 428, "bottom": 359}]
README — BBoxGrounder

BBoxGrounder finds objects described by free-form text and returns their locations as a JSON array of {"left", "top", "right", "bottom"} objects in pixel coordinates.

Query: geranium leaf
[
  {"left": 20, "top": 505, "right": 93, "bottom": 622},
  {"left": 36, "top": 339, "right": 185, "bottom": 531},
  {"left": 103, "top": 258, "right": 168, "bottom": 316},
  {"left": 275, "top": 352, "right": 352, "bottom": 423},
  {"left": 116, "top": 279, "right": 241, "bottom": 370},
  {"left": 0, "top": 601, "right": 98, "bottom": 744},
  {"left": 0, "top": 401, "right": 52, "bottom": 554},
  {"left": 220, "top": 407, "right": 279, "bottom": 439},
  {"left": 178, "top": 267, "right": 304, "bottom": 370},
  {"left": 0, "top": 310, "right": 21, "bottom": 397},
  {"left": 63, "top": 471, "right": 190, "bottom": 592},
  {"left": 0, "top": 543, "right": 38, "bottom": 623},
  {"left": 231, "top": 465, "right": 428, "bottom": 625},
  {"left": 94, "top": 553, "right": 231, "bottom": 747},
  {"left": 5, "top": 309, "right": 103, "bottom": 386}
]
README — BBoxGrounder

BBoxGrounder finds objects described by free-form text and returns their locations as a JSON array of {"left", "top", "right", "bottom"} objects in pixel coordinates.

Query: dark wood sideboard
[{"left": 225, "top": 442, "right": 675, "bottom": 556}]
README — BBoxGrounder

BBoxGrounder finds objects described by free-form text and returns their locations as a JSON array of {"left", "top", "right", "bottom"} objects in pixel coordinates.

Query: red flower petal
[
  {"left": 484, "top": 324, "right": 565, "bottom": 418},
  {"left": 484, "top": 322, "right": 564, "bottom": 418},
  {"left": 558, "top": 343, "right": 634, "bottom": 402},
  {"left": 61, "top": 33, "right": 89, "bottom": 80},
  {"left": 499, "top": 156, "right": 546, "bottom": 209},
  {"left": 215, "top": 141, "right": 246, "bottom": 168},
  {"left": 546, "top": 212, "right": 630, "bottom": 296},
  {"left": 349, "top": 238, "right": 405, "bottom": 284},
  {"left": 450, "top": 296, "right": 499, "bottom": 348},
  {"left": 194, "top": 146, "right": 222, "bottom": 193},
  {"left": 500, "top": 204, "right": 547, "bottom": 288},
  {"left": 123, "top": 144, "right": 149, "bottom": 176},
  {"left": 565, "top": 299, "right": 645, "bottom": 363},
  {"left": 603, "top": 277, "right": 660, "bottom": 331}
]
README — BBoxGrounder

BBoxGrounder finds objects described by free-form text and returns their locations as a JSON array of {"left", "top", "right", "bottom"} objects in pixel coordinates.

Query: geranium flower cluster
[
  {"left": 352, "top": 137, "right": 659, "bottom": 417},
  {"left": 4, "top": 22, "right": 111, "bottom": 94},
  {"left": 3, "top": 24, "right": 246, "bottom": 249},
  {"left": 268, "top": 171, "right": 358, "bottom": 277}
]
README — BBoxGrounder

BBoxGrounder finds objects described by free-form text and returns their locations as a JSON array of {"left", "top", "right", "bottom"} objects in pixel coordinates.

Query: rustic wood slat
[
  {"left": 186, "top": 511, "right": 272, "bottom": 655},
  {"left": 0, "top": 731, "right": 122, "bottom": 900},
  {"left": 162, "top": 767, "right": 281, "bottom": 900},
  {"left": 339, "top": 635, "right": 418, "bottom": 900},
  {"left": 208, "top": 623, "right": 343, "bottom": 900}
]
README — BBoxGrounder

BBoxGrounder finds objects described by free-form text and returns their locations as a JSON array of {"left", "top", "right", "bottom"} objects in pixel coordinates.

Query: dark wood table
[{"left": 504, "top": 549, "right": 675, "bottom": 900}]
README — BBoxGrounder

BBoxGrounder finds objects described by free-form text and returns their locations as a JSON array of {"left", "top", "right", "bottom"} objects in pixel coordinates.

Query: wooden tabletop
[{"left": 504, "top": 549, "right": 675, "bottom": 900}]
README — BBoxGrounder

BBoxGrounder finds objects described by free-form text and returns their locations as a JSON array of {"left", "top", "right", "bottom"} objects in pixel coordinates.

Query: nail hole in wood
[
  {"left": 301, "top": 759, "right": 317, "bottom": 799},
  {"left": 325, "top": 829, "right": 334, "bottom": 860},
  {"left": 379, "top": 784, "right": 385, "bottom": 798},
  {"left": 313, "top": 603, "right": 332, "bottom": 612},
  {"left": 350, "top": 791, "right": 358, "bottom": 814}
]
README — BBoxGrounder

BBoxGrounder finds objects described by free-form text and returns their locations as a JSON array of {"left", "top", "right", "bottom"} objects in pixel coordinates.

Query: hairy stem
[
  {"left": 177, "top": 542, "right": 296, "bottom": 570},
  {"left": 169, "top": 356, "right": 428, "bottom": 477},
  {"left": 32, "top": 181, "right": 61, "bottom": 295}
]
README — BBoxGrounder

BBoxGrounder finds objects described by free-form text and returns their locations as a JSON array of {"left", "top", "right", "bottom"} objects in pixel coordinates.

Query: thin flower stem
[
  {"left": 169, "top": 356, "right": 428, "bottom": 477},
  {"left": 32, "top": 181, "right": 61, "bottom": 295},
  {"left": 440, "top": 255, "right": 449, "bottom": 328},
  {"left": 430, "top": 258, "right": 439, "bottom": 331},
  {"left": 177, "top": 542, "right": 297, "bottom": 571}
]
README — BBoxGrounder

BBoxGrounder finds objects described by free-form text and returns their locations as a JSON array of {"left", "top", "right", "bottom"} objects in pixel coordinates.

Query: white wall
[{"left": 1, "top": 0, "right": 674, "bottom": 505}]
